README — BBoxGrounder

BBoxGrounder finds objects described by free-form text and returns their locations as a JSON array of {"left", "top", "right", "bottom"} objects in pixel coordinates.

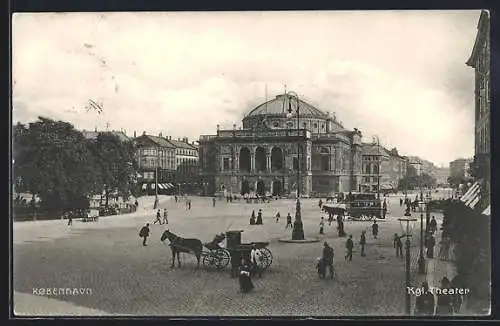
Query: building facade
[
  {"left": 133, "top": 133, "right": 176, "bottom": 184},
  {"left": 466, "top": 10, "right": 490, "bottom": 211},
  {"left": 199, "top": 93, "right": 364, "bottom": 197},
  {"left": 360, "top": 143, "right": 407, "bottom": 193},
  {"left": 167, "top": 137, "right": 199, "bottom": 194}
]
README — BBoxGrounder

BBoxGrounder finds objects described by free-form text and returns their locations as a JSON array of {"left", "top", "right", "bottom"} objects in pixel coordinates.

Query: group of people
[
  {"left": 415, "top": 276, "right": 464, "bottom": 316},
  {"left": 249, "top": 209, "right": 264, "bottom": 225},
  {"left": 153, "top": 209, "right": 169, "bottom": 225}
]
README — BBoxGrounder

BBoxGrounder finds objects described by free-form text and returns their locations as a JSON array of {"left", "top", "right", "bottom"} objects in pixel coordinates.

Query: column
[
  {"left": 267, "top": 150, "right": 272, "bottom": 172},
  {"left": 250, "top": 151, "right": 255, "bottom": 172}
]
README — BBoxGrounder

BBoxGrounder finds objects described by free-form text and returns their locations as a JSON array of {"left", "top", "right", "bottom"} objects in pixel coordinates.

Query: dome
[{"left": 245, "top": 94, "right": 329, "bottom": 119}]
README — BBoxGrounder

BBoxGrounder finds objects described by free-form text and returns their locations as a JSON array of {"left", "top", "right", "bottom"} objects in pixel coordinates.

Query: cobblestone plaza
[{"left": 13, "top": 195, "right": 437, "bottom": 316}]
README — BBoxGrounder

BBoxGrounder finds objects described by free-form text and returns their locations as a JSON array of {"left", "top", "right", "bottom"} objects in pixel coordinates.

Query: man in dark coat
[
  {"left": 429, "top": 216, "right": 437, "bottom": 234},
  {"left": 139, "top": 223, "right": 150, "bottom": 246},
  {"left": 360, "top": 231, "right": 366, "bottom": 257},
  {"left": 372, "top": 220, "right": 379, "bottom": 239},
  {"left": 238, "top": 260, "right": 255, "bottom": 293},
  {"left": 427, "top": 235, "right": 436, "bottom": 259},
  {"left": 345, "top": 235, "right": 354, "bottom": 262},
  {"left": 250, "top": 210, "right": 256, "bottom": 225},
  {"left": 394, "top": 233, "right": 403, "bottom": 257},
  {"left": 153, "top": 209, "right": 162, "bottom": 224},
  {"left": 230, "top": 250, "right": 241, "bottom": 278},
  {"left": 415, "top": 281, "right": 435, "bottom": 316},
  {"left": 322, "top": 242, "right": 335, "bottom": 279},
  {"left": 286, "top": 213, "right": 292, "bottom": 229}
]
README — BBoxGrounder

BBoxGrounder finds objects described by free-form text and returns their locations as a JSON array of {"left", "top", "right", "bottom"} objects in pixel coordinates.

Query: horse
[{"left": 160, "top": 230, "right": 203, "bottom": 269}]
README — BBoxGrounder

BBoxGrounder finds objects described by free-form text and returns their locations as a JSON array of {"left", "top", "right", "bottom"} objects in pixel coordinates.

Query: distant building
[
  {"left": 466, "top": 10, "right": 490, "bottom": 212},
  {"left": 166, "top": 136, "right": 199, "bottom": 194},
  {"left": 81, "top": 129, "right": 131, "bottom": 142},
  {"left": 434, "top": 167, "right": 451, "bottom": 186},
  {"left": 133, "top": 133, "right": 176, "bottom": 190},
  {"left": 360, "top": 143, "right": 407, "bottom": 193}
]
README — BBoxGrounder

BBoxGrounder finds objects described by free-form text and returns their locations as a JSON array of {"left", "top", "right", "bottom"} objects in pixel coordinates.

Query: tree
[
  {"left": 12, "top": 117, "right": 100, "bottom": 215},
  {"left": 89, "top": 133, "right": 137, "bottom": 208},
  {"left": 398, "top": 164, "right": 437, "bottom": 190}
]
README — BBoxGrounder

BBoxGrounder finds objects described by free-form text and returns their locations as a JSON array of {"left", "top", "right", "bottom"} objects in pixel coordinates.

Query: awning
[
  {"left": 151, "top": 183, "right": 156, "bottom": 190},
  {"left": 158, "top": 184, "right": 164, "bottom": 190},
  {"left": 168, "top": 183, "right": 174, "bottom": 188},
  {"left": 164, "top": 183, "right": 171, "bottom": 189},
  {"left": 461, "top": 182, "right": 480, "bottom": 203},
  {"left": 482, "top": 205, "right": 490, "bottom": 216},
  {"left": 141, "top": 183, "right": 147, "bottom": 190}
]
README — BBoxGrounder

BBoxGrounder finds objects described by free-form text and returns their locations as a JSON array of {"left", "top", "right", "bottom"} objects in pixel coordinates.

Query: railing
[{"left": 216, "top": 129, "right": 310, "bottom": 139}]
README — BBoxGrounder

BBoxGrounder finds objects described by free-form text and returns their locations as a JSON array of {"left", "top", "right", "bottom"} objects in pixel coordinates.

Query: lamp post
[
  {"left": 286, "top": 91, "right": 305, "bottom": 240},
  {"left": 399, "top": 217, "right": 417, "bottom": 316},
  {"left": 375, "top": 136, "right": 381, "bottom": 200},
  {"left": 417, "top": 161, "right": 426, "bottom": 275}
]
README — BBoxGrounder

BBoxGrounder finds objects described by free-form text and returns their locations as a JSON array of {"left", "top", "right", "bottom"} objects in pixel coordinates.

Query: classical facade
[
  {"left": 466, "top": 10, "right": 490, "bottom": 212},
  {"left": 199, "top": 93, "right": 363, "bottom": 197}
]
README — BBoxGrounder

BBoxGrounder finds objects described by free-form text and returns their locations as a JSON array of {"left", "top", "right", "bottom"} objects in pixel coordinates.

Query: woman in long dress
[{"left": 238, "top": 260, "right": 255, "bottom": 293}]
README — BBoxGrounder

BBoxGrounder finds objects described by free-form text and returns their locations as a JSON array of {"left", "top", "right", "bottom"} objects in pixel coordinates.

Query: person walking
[
  {"left": 67, "top": 212, "right": 73, "bottom": 226},
  {"left": 318, "top": 199, "right": 323, "bottom": 209},
  {"left": 256, "top": 209, "right": 263, "bottom": 225},
  {"left": 436, "top": 277, "right": 453, "bottom": 315},
  {"left": 360, "top": 230, "right": 366, "bottom": 257},
  {"left": 372, "top": 220, "right": 379, "bottom": 239},
  {"left": 394, "top": 233, "right": 403, "bottom": 257},
  {"left": 139, "top": 223, "right": 150, "bottom": 246},
  {"left": 399, "top": 198, "right": 403, "bottom": 207},
  {"left": 174, "top": 195, "right": 178, "bottom": 203},
  {"left": 415, "top": 281, "right": 435, "bottom": 316},
  {"left": 345, "top": 235, "right": 354, "bottom": 262},
  {"left": 250, "top": 210, "right": 256, "bottom": 225},
  {"left": 153, "top": 209, "right": 162, "bottom": 224},
  {"left": 427, "top": 234, "right": 436, "bottom": 259},
  {"left": 286, "top": 213, "right": 293, "bottom": 230},
  {"left": 163, "top": 208, "right": 168, "bottom": 224},
  {"left": 238, "top": 260, "right": 255, "bottom": 293},
  {"left": 188, "top": 199, "right": 192, "bottom": 210},
  {"left": 230, "top": 250, "right": 241, "bottom": 278},
  {"left": 430, "top": 216, "right": 437, "bottom": 234},
  {"left": 319, "top": 217, "right": 325, "bottom": 235},
  {"left": 213, "top": 197, "right": 216, "bottom": 207},
  {"left": 322, "top": 242, "right": 335, "bottom": 279},
  {"left": 275, "top": 212, "right": 280, "bottom": 223}
]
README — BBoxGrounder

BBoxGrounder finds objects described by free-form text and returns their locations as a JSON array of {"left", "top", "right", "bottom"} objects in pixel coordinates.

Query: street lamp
[
  {"left": 286, "top": 91, "right": 305, "bottom": 241},
  {"left": 398, "top": 217, "right": 417, "bottom": 316}
]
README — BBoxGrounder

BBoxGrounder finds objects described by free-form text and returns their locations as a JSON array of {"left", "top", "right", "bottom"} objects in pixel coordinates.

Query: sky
[{"left": 12, "top": 11, "right": 482, "bottom": 167}]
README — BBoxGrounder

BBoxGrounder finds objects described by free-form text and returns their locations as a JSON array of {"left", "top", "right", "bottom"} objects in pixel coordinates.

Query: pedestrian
[
  {"left": 318, "top": 199, "right": 323, "bottom": 209},
  {"left": 230, "top": 250, "right": 241, "bottom": 278},
  {"left": 427, "top": 234, "right": 435, "bottom": 259},
  {"left": 430, "top": 216, "right": 437, "bottom": 234},
  {"left": 163, "top": 208, "right": 168, "bottom": 224},
  {"left": 382, "top": 199, "right": 387, "bottom": 218},
  {"left": 372, "top": 220, "right": 379, "bottom": 239},
  {"left": 256, "top": 209, "right": 263, "bottom": 225},
  {"left": 345, "top": 235, "right": 353, "bottom": 262},
  {"left": 188, "top": 199, "right": 191, "bottom": 210},
  {"left": 67, "top": 211, "right": 73, "bottom": 226},
  {"left": 319, "top": 217, "right": 325, "bottom": 235},
  {"left": 360, "top": 230, "right": 366, "bottom": 257},
  {"left": 250, "top": 244, "right": 263, "bottom": 278},
  {"left": 316, "top": 257, "right": 326, "bottom": 279},
  {"left": 135, "top": 199, "right": 139, "bottom": 208},
  {"left": 153, "top": 209, "right": 162, "bottom": 224},
  {"left": 399, "top": 198, "right": 403, "bottom": 207},
  {"left": 322, "top": 242, "right": 335, "bottom": 279},
  {"left": 250, "top": 210, "right": 256, "bottom": 225},
  {"left": 415, "top": 281, "right": 435, "bottom": 316},
  {"left": 436, "top": 277, "right": 453, "bottom": 315},
  {"left": 394, "top": 233, "right": 403, "bottom": 257},
  {"left": 450, "top": 275, "right": 464, "bottom": 314},
  {"left": 139, "top": 223, "right": 150, "bottom": 246},
  {"left": 275, "top": 212, "right": 280, "bottom": 223},
  {"left": 238, "top": 260, "right": 255, "bottom": 293},
  {"left": 174, "top": 195, "right": 178, "bottom": 203},
  {"left": 286, "top": 213, "right": 292, "bottom": 229},
  {"left": 438, "top": 236, "right": 450, "bottom": 261}
]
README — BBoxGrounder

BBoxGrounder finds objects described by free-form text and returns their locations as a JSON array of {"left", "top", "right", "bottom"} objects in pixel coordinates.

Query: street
[{"left": 13, "top": 193, "right": 442, "bottom": 316}]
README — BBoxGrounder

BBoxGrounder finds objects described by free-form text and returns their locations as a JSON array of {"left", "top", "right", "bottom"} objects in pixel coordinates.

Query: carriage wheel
[
  {"left": 260, "top": 248, "right": 273, "bottom": 269},
  {"left": 202, "top": 252, "right": 217, "bottom": 268},
  {"left": 215, "top": 249, "right": 231, "bottom": 269}
]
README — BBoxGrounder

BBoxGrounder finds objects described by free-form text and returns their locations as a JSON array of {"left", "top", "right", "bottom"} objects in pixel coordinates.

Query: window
[
  {"left": 321, "top": 124, "right": 325, "bottom": 130},
  {"left": 287, "top": 121, "right": 294, "bottom": 128},
  {"left": 313, "top": 123, "right": 318, "bottom": 129},
  {"left": 273, "top": 121, "right": 280, "bottom": 127},
  {"left": 223, "top": 158, "right": 230, "bottom": 170},
  {"left": 293, "top": 157, "right": 299, "bottom": 170}
]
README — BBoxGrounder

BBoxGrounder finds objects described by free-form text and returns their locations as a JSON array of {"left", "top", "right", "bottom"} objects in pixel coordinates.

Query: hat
[{"left": 324, "top": 241, "right": 328, "bottom": 246}]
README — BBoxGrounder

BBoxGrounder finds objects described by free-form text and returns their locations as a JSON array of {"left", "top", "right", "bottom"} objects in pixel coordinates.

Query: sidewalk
[{"left": 13, "top": 195, "right": 173, "bottom": 245}]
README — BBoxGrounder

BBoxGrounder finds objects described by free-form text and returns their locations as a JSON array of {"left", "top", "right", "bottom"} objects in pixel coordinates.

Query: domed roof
[{"left": 245, "top": 94, "right": 329, "bottom": 119}]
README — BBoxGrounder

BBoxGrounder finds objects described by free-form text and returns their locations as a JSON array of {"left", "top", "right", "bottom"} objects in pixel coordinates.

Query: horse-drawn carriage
[
  {"left": 322, "top": 193, "right": 383, "bottom": 221},
  {"left": 160, "top": 230, "right": 273, "bottom": 271}
]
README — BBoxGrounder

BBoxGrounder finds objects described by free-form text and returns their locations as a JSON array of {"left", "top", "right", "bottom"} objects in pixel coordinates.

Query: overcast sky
[{"left": 12, "top": 11, "right": 482, "bottom": 167}]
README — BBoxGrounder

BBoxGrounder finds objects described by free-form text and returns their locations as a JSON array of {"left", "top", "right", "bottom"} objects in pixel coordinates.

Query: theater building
[{"left": 198, "top": 93, "right": 364, "bottom": 197}]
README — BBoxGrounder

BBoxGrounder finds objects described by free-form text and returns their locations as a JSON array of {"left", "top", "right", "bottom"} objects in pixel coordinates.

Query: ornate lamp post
[
  {"left": 399, "top": 217, "right": 417, "bottom": 316},
  {"left": 286, "top": 91, "right": 305, "bottom": 240}
]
